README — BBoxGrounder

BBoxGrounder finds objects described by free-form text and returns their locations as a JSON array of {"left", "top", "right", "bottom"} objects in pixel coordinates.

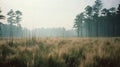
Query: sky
[{"left": 0, "top": 0, "right": 120, "bottom": 30}]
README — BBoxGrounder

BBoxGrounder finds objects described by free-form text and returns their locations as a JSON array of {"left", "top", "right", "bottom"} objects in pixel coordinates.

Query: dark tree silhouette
[
  {"left": 84, "top": 6, "right": 93, "bottom": 37},
  {"left": 74, "top": 13, "right": 84, "bottom": 37},
  {"left": 74, "top": 0, "right": 120, "bottom": 37},
  {"left": 116, "top": 4, "right": 120, "bottom": 36},
  {"left": 117, "top": 4, "right": 120, "bottom": 15},
  {"left": 0, "top": 8, "right": 5, "bottom": 19},
  {"left": 74, "top": 0, "right": 102, "bottom": 37},
  {"left": 0, "top": 8, "right": 5, "bottom": 37},
  {"left": 7, "top": 9, "right": 22, "bottom": 42},
  {"left": 92, "top": 0, "right": 102, "bottom": 37}
]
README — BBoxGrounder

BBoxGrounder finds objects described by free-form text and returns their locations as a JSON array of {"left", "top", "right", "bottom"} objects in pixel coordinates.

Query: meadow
[{"left": 0, "top": 37, "right": 120, "bottom": 67}]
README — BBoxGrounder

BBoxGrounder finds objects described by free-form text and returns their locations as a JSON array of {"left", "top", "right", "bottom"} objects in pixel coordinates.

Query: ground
[{"left": 0, "top": 37, "right": 120, "bottom": 67}]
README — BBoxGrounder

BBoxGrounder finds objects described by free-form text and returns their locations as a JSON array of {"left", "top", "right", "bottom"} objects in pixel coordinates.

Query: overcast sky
[{"left": 0, "top": 0, "right": 120, "bottom": 30}]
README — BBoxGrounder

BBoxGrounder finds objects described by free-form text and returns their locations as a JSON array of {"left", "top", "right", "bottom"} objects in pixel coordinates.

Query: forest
[
  {"left": 0, "top": 9, "right": 76, "bottom": 38},
  {"left": 74, "top": 0, "right": 120, "bottom": 37},
  {"left": 0, "top": 0, "right": 120, "bottom": 38}
]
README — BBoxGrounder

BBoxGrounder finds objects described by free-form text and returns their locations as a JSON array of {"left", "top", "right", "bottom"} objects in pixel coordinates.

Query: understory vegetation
[{"left": 0, "top": 37, "right": 120, "bottom": 67}]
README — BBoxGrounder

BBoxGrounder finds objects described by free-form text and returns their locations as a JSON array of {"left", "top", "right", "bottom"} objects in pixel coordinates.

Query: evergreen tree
[
  {"left": 92, "top": 0, "right": 102, "bottom": 37},
  {"left": 74, "top": 13, "right": 84, "bottom": 37},
  {"left": 7, "top": 9, "right": 22, "bottom": 42},
  {"left": 0, "top": 8, "right": 5, "bottom": 37},
  {"left": 84, "top": 6, "right": 93, "bottom": 36}
]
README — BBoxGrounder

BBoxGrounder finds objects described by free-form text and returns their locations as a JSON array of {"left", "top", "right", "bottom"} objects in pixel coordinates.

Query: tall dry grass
[{"left": 0, "top": 37, "right": 120, "bottom": 67}]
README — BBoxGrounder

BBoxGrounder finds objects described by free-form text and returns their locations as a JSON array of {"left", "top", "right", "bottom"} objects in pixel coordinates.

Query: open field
[{"left": 0, "top": 37, "right": 120, "bottom": 67}]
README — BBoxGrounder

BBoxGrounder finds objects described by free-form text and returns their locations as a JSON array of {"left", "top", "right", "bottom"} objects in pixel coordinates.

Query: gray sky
[{"left": 0, "top": 0, "right": 120, "bottom": 30}]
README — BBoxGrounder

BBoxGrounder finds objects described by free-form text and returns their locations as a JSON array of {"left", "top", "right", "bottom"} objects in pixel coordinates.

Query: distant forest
[
  {"left": 0, "top": 25, "right": 76, "bottom": 37},
  {"left": 0, "top": 9, "right": 76, "bottom": 38},
  {"left": 0, "top": 0, "right": 120, "bottom": 38},
  {"left": 74, "top": 0, "right": 120, "bottom": 37}
]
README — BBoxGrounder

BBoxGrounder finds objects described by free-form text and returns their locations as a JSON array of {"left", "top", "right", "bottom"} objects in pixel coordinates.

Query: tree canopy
[{"left": 74, "top": 0, "right": 120, "bottom": 37}]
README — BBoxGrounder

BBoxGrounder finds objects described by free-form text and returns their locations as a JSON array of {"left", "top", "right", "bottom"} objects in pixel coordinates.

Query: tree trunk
[
  {"left": 81, "top": 26, "right": 83, "bottom": 37},
  {"left": 77, "top": 28, "right": 80, "bottom": 37},
  {"left": 10, "top": 24, "right": 13, "bottom": 43}
]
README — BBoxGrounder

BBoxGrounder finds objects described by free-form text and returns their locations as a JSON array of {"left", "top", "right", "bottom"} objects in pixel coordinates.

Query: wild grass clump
[{"left": 0, "top": 37, "right": 120, "bottom": 67}]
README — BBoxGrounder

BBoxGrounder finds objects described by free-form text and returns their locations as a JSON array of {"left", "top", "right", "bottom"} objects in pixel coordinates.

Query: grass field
[{"left": 0, "top": 37, "right": 120, "bottom": 67}]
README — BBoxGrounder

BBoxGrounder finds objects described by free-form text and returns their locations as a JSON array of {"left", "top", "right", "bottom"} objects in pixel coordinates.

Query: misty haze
[{"left": 0, "top": 0, "right": 120, "bottom": 67}]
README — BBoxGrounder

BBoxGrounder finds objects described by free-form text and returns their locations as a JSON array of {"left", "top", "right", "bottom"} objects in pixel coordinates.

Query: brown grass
[{"left": 0, "top": 37, "right": 120, "bottom": 67}]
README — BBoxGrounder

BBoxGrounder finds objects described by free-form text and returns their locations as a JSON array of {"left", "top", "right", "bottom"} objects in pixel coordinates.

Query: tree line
[
  {"left": 0, "top": 9, "right": 76, "bottom": 38},
  {"left": 0, "top": 24, "right": 76, "bottom": 38},
  {"left": 74, "top": 0, "right": 120, "bottom": 37},
  {"left": 1, "top": 0, "right": 120, "bottom": 38},
  {"left": 0, "top": 9, "right": 22, "bottom": 40}
]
